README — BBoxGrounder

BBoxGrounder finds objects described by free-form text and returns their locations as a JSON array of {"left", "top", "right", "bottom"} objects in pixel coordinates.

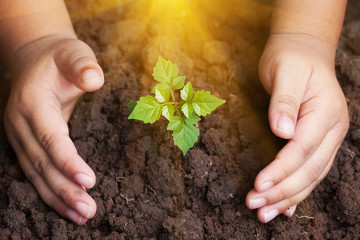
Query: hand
[
  {"left": 4, "top": 36, "right": 104, "bottom": 224},
  {"left": 246, "top": 34, "right": 349, "bottom": 223}
]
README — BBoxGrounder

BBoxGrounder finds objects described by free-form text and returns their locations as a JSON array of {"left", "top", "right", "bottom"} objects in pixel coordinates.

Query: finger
[
  {"left": 54, "top": 39, "right": 104, "bottom": 92},
  {"left": 26, "top": 103, "right": 96, "bottom": 189},
  {"left": 268, "top": 62, "right": 311, "bottom": 139},
  {"left": 254, "top": 102, "right": 331, "bottom": 193},
  {"left": 257, "top": 150, "right": 336, "bottom": 223},
  {"left": 4, "top": 124, "right": 87, "bottom": 224},
  {"left": 18, "top": 153, "right": 88, "bottom": 225},
  {"left": 247, "top": 126, "right": 342, "bottom": 209},
  {"left": 11, "top": 117, "right": 97, "bottom": 219}
]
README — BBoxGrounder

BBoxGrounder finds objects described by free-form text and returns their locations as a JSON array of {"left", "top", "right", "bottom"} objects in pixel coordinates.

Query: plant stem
[
  {"left": 160, "top": 101, "right": 184, "bottom": 106},
  {"left": 170, "top": 88, "right": 183, "bottom": 121},
  {"left": 170, "top": 88, "right": 176, "bottom": 102}
]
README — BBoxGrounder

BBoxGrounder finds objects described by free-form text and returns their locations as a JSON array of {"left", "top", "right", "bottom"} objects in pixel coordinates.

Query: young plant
[{"left": 128, "top": 56, "right": 226, "bottom": 155}]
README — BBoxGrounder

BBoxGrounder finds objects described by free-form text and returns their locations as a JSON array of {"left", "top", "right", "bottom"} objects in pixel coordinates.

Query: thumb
[
  {"left": 55, "top": 39, "right": 104, "bottom": 92},
  {"left": 268, "top": 69, "right": 308, "bottom": 139}
]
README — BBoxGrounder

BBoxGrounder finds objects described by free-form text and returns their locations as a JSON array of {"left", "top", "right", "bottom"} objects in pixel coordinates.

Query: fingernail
[
  {"left": 75, "top": 173, "right": 94, "bottom": 188},
  {"left": 285, "top": 205, "right": 297, "bottom": 217},
  {"left": 249, "top": 198, "right": 267, "bottom": 209},
  {"left": 82, "top": 69, "right": 102, "bottom": 83},
  {"left": 264, "top": 209, "right": 279, "bottom": 223},
  {"left": 276, "top": 116, "right": 294, "bottom": 136},
  {"left": 66, "top": 209, "right": 82, "bottom": 224},
  {"left": 76, "top": 202, "right": 91, "bottom": 219},
  {"left": 259, "top": 181, "right": 274, "bottom": 192}
]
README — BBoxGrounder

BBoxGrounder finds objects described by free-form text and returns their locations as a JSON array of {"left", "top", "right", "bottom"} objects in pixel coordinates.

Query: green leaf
[
  {"left": 127, "top": 100, "right": 137, "bottom": 113},
  {"left": 180, "top": 82, "right": 194, "bottom": 101},
  {"left": 172, "top": 122, "right": 199, "bottom": 155},
  {"left": 192, "top": 90, "right": 226, "bottom": 116},
  {"left": 167, "top": 116, "right": 182, "bottom": 131},
  {"left": 162, "top": 104, "right": 175, "bottom": 121},
  {"left": 151, "top": 82, "right": 170, "bottom": 94},
  {"left": 154, "top": 86, "right": 170, "bottom": 103},
  {"left": 172, "top": 76, "right": 186, "bottom": 90},
  {"left": 128, "top": 96, "right": 161, "bottom": 124},
  {"left": 185, "top": 112, "right": 201, "bottom": 125},
  {"left": 152, "top": 56, "right": 178, "bottom": 84},
  {"left": 181, "top": 102, "right": 194, "bottom": 119}
]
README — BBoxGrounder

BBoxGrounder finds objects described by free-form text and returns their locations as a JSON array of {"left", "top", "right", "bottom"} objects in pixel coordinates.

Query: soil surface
[{"left": 1, "top": 0, "right": 360, "bottom": 239}]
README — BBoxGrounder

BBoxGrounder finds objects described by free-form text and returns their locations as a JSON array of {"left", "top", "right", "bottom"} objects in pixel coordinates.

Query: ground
[{"left": 0, "top": 0, "right": 360, "bottom": 239}]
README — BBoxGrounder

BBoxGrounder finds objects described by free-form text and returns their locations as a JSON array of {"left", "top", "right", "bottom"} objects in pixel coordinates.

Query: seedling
[{"left": 128, "top": 56, "right": 226, "bottom": 155}]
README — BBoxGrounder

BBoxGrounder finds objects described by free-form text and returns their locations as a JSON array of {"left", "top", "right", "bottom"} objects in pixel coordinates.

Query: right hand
[
  {"left": 4, "top": 35, "right": 104, "bottom": 224},
  {"left": 246, "top": 33, "right": 349, "bottom": 222}
]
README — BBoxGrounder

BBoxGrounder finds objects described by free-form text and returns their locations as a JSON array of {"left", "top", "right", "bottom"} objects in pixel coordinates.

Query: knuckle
[
  {"left": 60, "top": 153, "right": 77, "bottom": 174},
  {"left": 39, "top": 133, "right": 58, "bottom": 151},
  {"left": 72, "top": 55, "right": 91, "bottom": 66},
  {"left": 297, "top": 141, "right": 315, "bottom": 159},
  {"left": 55, "top": 185, "right": 70, "bottom": 200},
  {"left": 71, "top": 55, "right": 94, "bottom": 73},
  {"left": 32, "top": 155, "right": 49, "bottom": 177},
  {"left": 276, "top": 95, "right": 300, "bottom": 113}
]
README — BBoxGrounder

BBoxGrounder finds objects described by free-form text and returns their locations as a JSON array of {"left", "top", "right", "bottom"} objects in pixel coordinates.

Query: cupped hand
[
  {"left": 246, "top": 34, "right": 349, "bottom": 223},
  {"left": 4, "top": 36, "right": 104, "bottom": 224}
]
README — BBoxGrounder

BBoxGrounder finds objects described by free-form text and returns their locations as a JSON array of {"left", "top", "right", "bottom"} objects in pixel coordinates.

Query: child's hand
[
  {"left": 4, "top": 36, "right": 104, "bottom": 224},
  {"left": 246, "top": 33, "right": 349, "bottom": 222}
]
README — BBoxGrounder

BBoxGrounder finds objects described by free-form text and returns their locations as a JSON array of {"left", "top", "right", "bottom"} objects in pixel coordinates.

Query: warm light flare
[
  {"left": 66, "top": 0, "right": 272, "bottom": 74},
  {"left": 65, "top": 0, "right": 277, "bottom": 164}
]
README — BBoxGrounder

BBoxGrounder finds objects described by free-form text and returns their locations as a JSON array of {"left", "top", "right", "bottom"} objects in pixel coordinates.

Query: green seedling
[{"left": 128, "top": 56, "right": 226, "bottom": 155}]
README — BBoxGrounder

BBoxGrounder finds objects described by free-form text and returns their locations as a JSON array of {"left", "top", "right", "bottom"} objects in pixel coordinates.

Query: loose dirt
[{"left": 0, "top": 0, "right": 359, "bottom": 239}]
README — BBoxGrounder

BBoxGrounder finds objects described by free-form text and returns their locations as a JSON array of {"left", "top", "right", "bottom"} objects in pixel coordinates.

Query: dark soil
[{"left": 1, "top": 0, "right": 360, "bottom": 239}]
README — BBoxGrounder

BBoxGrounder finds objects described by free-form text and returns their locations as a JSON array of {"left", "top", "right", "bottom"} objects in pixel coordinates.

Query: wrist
[
  {"left": 267, "top": 32, "right": 338, "bottom": 66},
  {"left": 7, "top": 34, "right": 77, "bottom": 77},
  {"left": 0, "top": 0, "right": 76, "bottom": 67},
  {"left": 271, "top": 0, "right": 346, "bottom": 53}
]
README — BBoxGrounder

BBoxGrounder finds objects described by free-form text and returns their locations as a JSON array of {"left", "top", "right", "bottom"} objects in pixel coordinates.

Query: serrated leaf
[
  {"left": 152, "top": 56, "right": 178, "bottom": 84},
  {"left": 167, "top": 116, "right": 182, "bottom": 131},
  {"left": 172, "top": 122, "right": 199, "bottom": 155},
  {"left": 154, "top": 86, "right": 170, "bottom": 103},
  {"left": 180, "top": 82, "right": 194, "bottom": 101},
  {"left": 128, "top": 95, "right": 161, "bottom": 124},
  {"left": 181, "top": 102, "right": 194, "bottom": 119},
  {"left": 127, "top": 100, "right": 137, "bottom": 113},
  {"left": 185, "top": 112, "right": 201, "bottom": 125},
  {"left": 151, "top": 82, "right": 170, "bottom": 94},
  {"left": 162, "top": 104, "right": 175, "bottom": 121},
  {"left": 192, "top": 90, "right": 226, "bottom": 116},
  {"left": 172, "top": 76, "right": 186, "bottom": 90}
]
